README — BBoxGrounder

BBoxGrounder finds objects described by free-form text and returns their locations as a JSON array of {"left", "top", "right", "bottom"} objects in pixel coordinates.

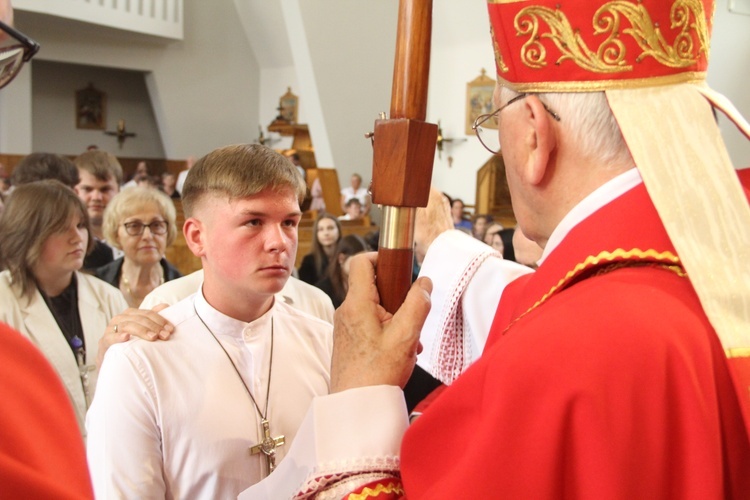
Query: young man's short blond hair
[{"left": 182, "top": 144, "right": 306, "bottom": 217}]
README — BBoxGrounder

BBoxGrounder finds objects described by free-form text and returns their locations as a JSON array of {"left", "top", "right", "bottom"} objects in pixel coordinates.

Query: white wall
[
  {"left": 0, "top": 65, "right": 33, "bottom": 153},
  {"left": 31, "top": 61, "right": 164, "bottom": 157},
  {"left": 297, "top": 0, "right": 397, "bottom": 184},
  {"left": 427, "top": 0, "right": 498, "bottom": 206},
  {"left": 708, "top": 1, "right": 750, "bottom": 167},
  {"left": 9, "top": 0, "right": 260, "bottom": 159}
]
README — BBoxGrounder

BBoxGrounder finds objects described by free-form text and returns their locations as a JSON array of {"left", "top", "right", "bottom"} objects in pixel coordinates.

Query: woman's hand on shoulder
[{"left": 98, "top": 304, "right": 175, "bottom": 368}]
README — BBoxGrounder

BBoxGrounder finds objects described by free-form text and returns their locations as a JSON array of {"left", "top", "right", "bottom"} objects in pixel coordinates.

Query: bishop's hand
[{"left": 331, "top": 252, "right": 432, "bottom": 393}]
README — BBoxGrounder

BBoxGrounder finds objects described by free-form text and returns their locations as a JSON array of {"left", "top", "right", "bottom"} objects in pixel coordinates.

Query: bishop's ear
[
  {"left": 183, "top": 217, "right": 206, "bottom": 258},
  {"left": 524, "top": 95, "right": 558, "bottom": 186}
]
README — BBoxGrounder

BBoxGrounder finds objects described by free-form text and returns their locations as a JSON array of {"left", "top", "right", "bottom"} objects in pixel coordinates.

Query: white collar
[
  {"left": 539, "top": 168, "right": 643, "bottom": 265},
  {"left": 194, "top": 286, "right": 274, "bottom": 340}
]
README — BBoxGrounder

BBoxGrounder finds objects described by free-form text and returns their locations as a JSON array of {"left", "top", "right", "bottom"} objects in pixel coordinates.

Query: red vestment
[
  {"left": 0, "top": 322, "right": 93, "bottom": 499},
  {"left": 400, "top": 177, "right": 750, "bottom": 499}
]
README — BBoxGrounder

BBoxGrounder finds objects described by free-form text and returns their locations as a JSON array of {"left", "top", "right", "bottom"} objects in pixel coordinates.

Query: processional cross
[{"left": 249, "top": 418, "right": 285, "bottom": 472}]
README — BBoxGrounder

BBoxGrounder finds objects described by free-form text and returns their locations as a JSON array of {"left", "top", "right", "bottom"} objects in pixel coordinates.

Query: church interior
[
  {"left": 1, "top": 0, "right": 749, "bottom": 275},
  {"left": 3, "top": 1, "right": 750, "bottom": 497}
]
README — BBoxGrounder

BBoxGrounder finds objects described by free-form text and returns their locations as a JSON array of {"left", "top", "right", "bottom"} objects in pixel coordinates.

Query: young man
[
  {"left": 86, "top": 144, "right": 333, "bottom": 498},
  {"left": 244, "top": 0, "right": 750, "bottom": 498},
  {"left": 73, "top": 150, "right": 124, "bottom": 269}
]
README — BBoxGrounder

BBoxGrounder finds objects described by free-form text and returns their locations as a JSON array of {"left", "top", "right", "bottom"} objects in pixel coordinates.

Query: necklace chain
[
  {"left": 194, "top": 304, "right": 284, "bottom": 472},
  {"left": 121, "top": 266, "right": 165, "bottom": 301},
  {"left": 193, "top": 304, "right": 274, "bottom": 422}
]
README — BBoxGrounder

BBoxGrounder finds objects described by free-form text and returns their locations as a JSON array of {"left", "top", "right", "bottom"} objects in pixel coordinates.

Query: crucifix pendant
[{"left": 249, "top": 418, "right": 285, "bottom": 472}]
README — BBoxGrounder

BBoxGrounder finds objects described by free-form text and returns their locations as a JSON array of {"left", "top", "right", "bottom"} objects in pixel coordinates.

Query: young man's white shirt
[{"left": 87, "top": 290, "right": 333, "bottom": 498}]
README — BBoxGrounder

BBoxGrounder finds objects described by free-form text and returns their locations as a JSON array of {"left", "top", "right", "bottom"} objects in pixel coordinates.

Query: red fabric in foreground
[{"left": 0, "top": 322, "right": 93, "bottom": 499}]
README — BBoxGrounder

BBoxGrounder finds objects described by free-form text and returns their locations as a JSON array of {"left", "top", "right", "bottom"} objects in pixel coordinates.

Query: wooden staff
[{"left": 371, "top": 0, "right": 437, "bottom": 314}]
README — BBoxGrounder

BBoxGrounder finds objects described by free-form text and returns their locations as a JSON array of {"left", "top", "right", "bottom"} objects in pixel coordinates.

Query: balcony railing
[{"left": 14, "top": 0, "right": 184, "bottom": 40}]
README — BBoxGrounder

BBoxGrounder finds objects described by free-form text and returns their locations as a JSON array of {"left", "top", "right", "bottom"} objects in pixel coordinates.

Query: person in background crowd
[
  {"left": 134, "top": 173, "right": 158, "bottom": 189},
  {"left": 160, "top": 171, "right": 180, "bottom": 198},
  {"left": 95, "top": 186, "right": 182, "bottom": 308},
  {"left": 340, "top": 173, "right": 371, "bottom": 216},
  {"left": 297, "top": 213, "right": 341, "bottom": 286},
  {"left": 483, "top": 221, "right": 503, "bottom": 246},
  {"left": 308, "top": 175, "right": 326, "bottom": 212},
  {"left": 0, "top": 175, "right": 10, "bottom": 195},
  {"left": 0, "top": 180, "right": 127, "bottom": 436},
  {"left": 487, "top": 227, "right": 504, "bottom": 254},
  {"left": 471, "top": 213, "right": 492, "bottom": 241},
  {"left": 10, "top": 152, "right": 79, "bottom": 189},
  {"left": 175, "top": 156, "right": 195, "bottom": 196},
  {"left": 451, "top": 198, "right": 472, "bottom": 232},
  {"left": 285, "top": 151, "right": 306, "bottom": 180},
  {"left": 123, "top": 160, "right": 149, "bottom": 189},
  {"left": 73, "top": 149, "right": 124, "bottom": 270},
  {"left": 314, "top": 234, "right": 370, "bottom": 308},
  {"left": 338, "top": 197, "right": 364, "bottom": 221}
]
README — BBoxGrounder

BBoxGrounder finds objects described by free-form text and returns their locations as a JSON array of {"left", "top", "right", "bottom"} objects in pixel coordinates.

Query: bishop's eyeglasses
[
  {"left": 123, "top": 220, "right": 169, "bottom": 236},
  {"left": 472, "top": 93, "right": 561, "bottom": 155},
  {"left": 0, "top": 20, "right": 40, "bottom": 89}
]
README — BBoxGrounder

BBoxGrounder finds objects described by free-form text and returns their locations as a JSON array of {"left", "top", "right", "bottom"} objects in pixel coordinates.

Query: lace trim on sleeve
[{"left": 433, "top": 250, "right": 497, "bottom": 384}]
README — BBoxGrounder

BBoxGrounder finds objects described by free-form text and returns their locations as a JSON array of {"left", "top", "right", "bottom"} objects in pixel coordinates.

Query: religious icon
[
  {"left": 279, "top": 87, "right": 298, "bottom": 124},
  {"left": 465, "top": 69, "right": 496, "bottom": 135},
  {"left": 76, "top": 83, "right": 106, "bottom": 130}
]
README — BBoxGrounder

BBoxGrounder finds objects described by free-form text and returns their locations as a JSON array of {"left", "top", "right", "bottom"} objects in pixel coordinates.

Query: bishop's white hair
[{"left": 498, "top": 86, "right": 634, "bottom": 170}]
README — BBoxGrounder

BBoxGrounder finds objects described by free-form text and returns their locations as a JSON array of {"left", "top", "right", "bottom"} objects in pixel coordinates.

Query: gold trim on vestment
[
  {"left": 503, "top": 248, "right": 683, "bottom": 335},
  {"left": 488, "top": 0, "right": 532, "bottom": 4},
  {"left": 346, "top": 481, "right": 405, "bottom": 500},
  {"left": 497, "top": 72, "right": 706, "bottom": 93},
  {"left": 726, "top": 348, "right": 750, "bottom": 359}
]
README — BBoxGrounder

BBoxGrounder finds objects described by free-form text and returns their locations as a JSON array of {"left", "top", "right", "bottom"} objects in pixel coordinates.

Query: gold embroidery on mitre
[
  {"left": 513, "top": 0, "right": 708, "bottom": 73},
  {"left": 491, "top": 25, "right": 510, "bottom": 73},
  {"left": 503, "top": 248, "right": 683, "bottom": 334},
  {"left": 346, "top": 481, "right": 405, "bottom": 500}
]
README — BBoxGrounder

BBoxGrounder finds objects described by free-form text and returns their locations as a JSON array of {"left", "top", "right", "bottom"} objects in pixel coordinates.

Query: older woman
[
  {"left": 0, "top": 180, "right": 128, "bottom": 434},
  {"left": 95, "top": 186, "right": 182, "bottom": 307}
]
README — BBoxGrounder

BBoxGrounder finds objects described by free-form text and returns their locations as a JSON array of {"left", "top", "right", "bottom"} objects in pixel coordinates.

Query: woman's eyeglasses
[{"left": 123, "top": 220, "right": 168, "bottom": 236}]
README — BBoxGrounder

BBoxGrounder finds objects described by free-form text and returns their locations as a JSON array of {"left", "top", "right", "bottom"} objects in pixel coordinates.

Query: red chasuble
[
  {"left": 400, "top": 176, "right": 750, "bottom": 499},
  {"left": 0, "top": 322, "right": 94, "bottom": 499}
]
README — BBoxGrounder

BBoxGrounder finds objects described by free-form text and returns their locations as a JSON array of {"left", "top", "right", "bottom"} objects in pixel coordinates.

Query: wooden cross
[{"left": 249, "top": 418, "right": 285, "bottom": 472}]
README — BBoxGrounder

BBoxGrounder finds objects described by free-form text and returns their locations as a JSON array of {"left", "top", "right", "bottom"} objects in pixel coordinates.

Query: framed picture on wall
[
  {"left": 75, "top": 83, "right": 106, "bottom": 130},
  {"left": 465, "top": 69, "right": 496, "bottom": 135}
]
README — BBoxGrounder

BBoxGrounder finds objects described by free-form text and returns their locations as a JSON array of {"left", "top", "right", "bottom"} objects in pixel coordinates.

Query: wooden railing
[{"left": 14, "top": 0, "right": 184, "bottom": 40}]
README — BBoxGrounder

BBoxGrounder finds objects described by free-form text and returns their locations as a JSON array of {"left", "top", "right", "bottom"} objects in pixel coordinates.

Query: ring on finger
[{"left": 114, "top": 324, "right": 119, "bottom": 333}]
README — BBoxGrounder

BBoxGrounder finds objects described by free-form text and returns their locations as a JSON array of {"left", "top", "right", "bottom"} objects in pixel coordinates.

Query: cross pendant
[{"left": 249, "top": 418, "right": 285, "bottom": 472}]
